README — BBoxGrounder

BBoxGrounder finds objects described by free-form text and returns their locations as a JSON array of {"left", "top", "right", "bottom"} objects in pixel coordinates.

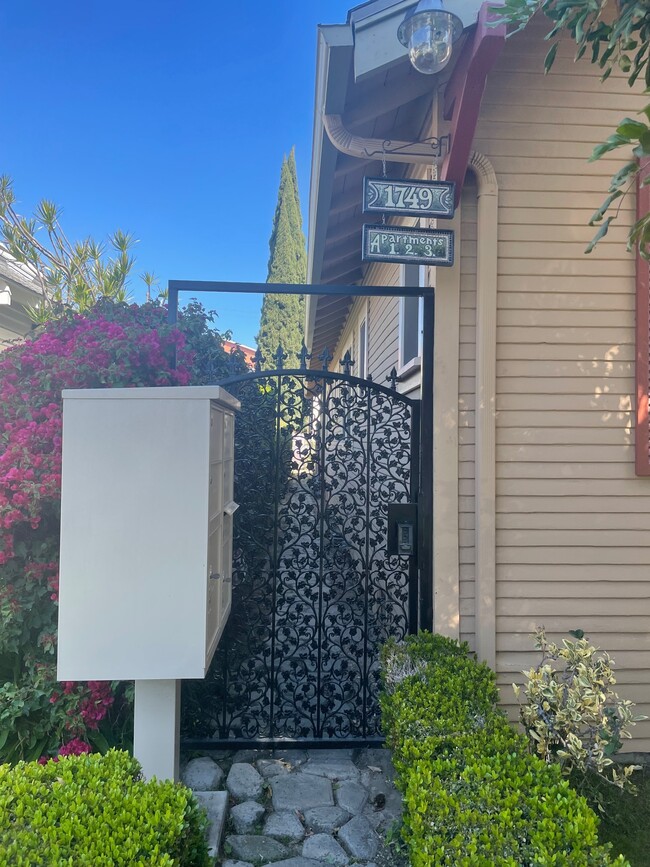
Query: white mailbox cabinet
[{"left": 57, "top": 385, "right": 239, "bottom": 683}]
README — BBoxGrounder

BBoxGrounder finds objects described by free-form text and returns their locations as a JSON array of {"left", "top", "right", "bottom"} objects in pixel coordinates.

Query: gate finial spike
[
  {"left": 253, "top": 348, "right": 265, "bottom": 372},
  {"left": 299, "top": 342, "right": 312, "bottom": 371},
  {"left": 318, "top": 346, "right": 333, "bottom": 371},
  {"left": 386, "top": 367, "right": 398, "bottom": 390},
  {"left": 339, "top": 350, "right": 355, "bottom": 377},
  {"left": 274, "top": 343, "right": 288, "bottom": 370}
]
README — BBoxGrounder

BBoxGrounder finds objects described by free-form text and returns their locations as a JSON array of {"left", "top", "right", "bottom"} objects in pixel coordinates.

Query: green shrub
[
  {"left": 381, "top": 632, "right": 629, "bottom": 866},
  {"left": 0, "top": 749, "right": 210, "bottom": 866}
]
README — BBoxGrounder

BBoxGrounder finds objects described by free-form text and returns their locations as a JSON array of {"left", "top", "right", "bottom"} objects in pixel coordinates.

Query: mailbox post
[{"left": 57, "top": 386, "right": 239, "bottom": 780}]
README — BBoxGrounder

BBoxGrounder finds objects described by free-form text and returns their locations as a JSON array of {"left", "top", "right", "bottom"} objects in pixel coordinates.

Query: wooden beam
[
  {"left": 322, "top": 261, "right": 363, "bottom": 285},
  {"left": 312, "top": 301, "right": 354, "bottom": 330},
  {"left": 344, "top": 67, "right": 435, "bottom": 129},
  {"left": 321, "top": 250, "right": 361, "bottom": 283},
  {"left": 324, "top": 233, "right": 362, "bottom": 262},
  {"left": 334, "top": 155, "right": 371, "bottom": 181},
  {"left": 329, "top": 185, "right": 362, "bottom": 218},
  {"left": 441, "top": 2, "right": 506, "bottom": 201}
]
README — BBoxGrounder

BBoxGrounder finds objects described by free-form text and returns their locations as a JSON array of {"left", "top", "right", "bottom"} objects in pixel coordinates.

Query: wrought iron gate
[{"left": 182, "top": 351, "right": 421, "bottom": 747}]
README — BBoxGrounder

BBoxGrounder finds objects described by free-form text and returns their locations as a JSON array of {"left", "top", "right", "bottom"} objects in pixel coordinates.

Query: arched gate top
[{"left": 216, "top": 367, "right": 419, "bottom": 407}]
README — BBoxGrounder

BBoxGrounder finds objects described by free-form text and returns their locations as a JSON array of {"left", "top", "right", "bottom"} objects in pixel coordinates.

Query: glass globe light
[{"left": 398, "top": 0, "right": 463, "bottom": 75}]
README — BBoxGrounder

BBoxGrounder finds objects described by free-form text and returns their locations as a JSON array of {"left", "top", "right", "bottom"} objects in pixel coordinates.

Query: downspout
[{"left": 469, "top": 150, "right": 498, "bottom": 669}]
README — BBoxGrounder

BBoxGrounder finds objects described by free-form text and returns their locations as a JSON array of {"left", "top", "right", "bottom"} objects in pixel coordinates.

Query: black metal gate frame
[{"left": 167, "top": 280, "right": 434, "bottom": 634}]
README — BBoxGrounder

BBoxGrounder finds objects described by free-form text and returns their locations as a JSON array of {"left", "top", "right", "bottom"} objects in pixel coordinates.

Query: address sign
[
  {"left": 363, "top": 177, "right": 455, "bottom": 219},
  {"left": 362, "top": 225, "right": 454, "bottom": 267}
]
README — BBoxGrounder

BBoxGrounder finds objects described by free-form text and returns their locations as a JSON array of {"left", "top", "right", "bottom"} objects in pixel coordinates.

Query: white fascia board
[
  {"left": 352, "top": 0, "right": 484, "bottom": 80},
  {"left": 306, "top": 23, "right": 354, "bottom": 348},
  {"left": 352, "top": 0, "right": 414, "bottom": 81}
]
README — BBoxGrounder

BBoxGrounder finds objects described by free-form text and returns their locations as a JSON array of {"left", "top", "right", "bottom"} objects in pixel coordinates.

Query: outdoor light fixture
[
  {"left": 398, "top": 0, "right": 463, "bottom": 75},
  {"left": 0, "top": 285, "right": 11, "bottom": 305}
]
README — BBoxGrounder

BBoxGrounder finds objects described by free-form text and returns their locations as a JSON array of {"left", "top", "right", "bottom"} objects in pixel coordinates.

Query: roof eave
[{"left": 306, "top": 24, "right": 355, "bottom": 348}]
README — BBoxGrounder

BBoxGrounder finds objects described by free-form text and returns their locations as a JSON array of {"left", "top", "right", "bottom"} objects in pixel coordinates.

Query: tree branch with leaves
[{"left": 0, "top": 176, "right": 160, "bottom": 323}]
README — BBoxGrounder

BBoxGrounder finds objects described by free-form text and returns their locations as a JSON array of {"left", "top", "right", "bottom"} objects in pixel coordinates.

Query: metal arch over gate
[{"left": 170, "top": 281, "right": 433, "bottom": 748}]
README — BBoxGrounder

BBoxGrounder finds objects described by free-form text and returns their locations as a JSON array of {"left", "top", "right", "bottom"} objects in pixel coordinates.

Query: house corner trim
[
  {"left": 433, "top": 205, "right": 461, "bottom": 640},
  {"left": 469, "top": 150, "right": 498, "bottom": 669}
]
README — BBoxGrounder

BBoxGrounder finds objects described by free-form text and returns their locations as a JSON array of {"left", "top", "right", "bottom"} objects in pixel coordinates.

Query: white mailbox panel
[{"left": 57, "top": 386, "right": 239, "bottom": 682}]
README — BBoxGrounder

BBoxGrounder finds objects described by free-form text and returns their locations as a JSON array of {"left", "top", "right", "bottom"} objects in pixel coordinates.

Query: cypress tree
[{"left": 257, "top": 148, "right": 306, "bottom": 367}]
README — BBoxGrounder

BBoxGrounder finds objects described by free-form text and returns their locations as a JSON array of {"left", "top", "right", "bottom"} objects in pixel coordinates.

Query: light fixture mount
[{"left": 398, "top": 0, "right": 463, "bottom": 75}]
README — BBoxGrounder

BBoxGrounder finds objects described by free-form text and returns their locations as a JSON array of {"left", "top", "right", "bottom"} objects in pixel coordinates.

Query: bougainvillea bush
[{"left": 0, "top": 300, "right": 244, "bottom": 763}]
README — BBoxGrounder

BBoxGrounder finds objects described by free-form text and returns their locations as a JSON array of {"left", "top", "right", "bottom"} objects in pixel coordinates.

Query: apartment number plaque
[
  {"left": 362, "top": 225, "right": 455, "bottom": 267},
  {"left": 363, "top": 177, "right": 455, "bottom": 219}
]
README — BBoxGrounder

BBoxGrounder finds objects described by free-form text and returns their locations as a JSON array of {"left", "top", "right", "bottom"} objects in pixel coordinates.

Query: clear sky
[{"left": 1, "top": 1, "right": 354, "bottom": 347}]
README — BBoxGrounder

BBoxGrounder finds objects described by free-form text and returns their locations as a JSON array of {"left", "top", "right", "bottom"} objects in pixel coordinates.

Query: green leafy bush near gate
[
  {"left": 380, "top": 633, "right": 629, "bottom": 866},
  {"left": 0, "top": 749, "right": 210, "bottom": 867}
]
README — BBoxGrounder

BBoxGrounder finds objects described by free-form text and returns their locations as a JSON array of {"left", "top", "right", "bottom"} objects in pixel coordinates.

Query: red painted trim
[
  {"left": 440, "top": 2, "right": 506, "bottom": 200},
  {"left": 635, "top": 158, "right": 650, "bottom": 475}
]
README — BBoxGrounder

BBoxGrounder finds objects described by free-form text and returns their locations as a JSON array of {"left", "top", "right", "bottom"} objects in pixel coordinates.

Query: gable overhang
[
  {"left": 0, "top": 254, "right": 43, "bottom": 334},
  {"left": 306, "top": 1, "right": 505, "bottom": 355}
]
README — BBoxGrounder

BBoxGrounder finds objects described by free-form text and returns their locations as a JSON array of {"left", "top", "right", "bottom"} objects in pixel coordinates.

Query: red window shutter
[{"left": 636, "top": 157, "right": 650, "bottom": 475}]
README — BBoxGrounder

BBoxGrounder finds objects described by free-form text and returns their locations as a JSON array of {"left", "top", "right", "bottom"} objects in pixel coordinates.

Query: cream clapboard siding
[
  {"left": 333, "top": 261, "right": 401, "bottom": 385},
  {"left": 459, "top": 177, "right": 477, "bottom": 651},
  {"left": 333, "top": 295, "right": 365, "bottom": 371},
  {"left": 469, "top": 16, "right": 650, "bottom": 749},
  {"left": 366, "top": 262, "right": 400, "bottom": 386}
]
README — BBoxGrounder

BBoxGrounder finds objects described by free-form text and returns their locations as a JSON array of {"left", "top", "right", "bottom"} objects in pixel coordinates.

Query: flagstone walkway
[{"left": 181, "top": 747, "right": 406, "bottom": 867}]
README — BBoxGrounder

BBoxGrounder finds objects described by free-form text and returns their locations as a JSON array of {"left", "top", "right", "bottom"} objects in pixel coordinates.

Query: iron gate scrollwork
[{"left": 182, "top": 355, "right": 420, "bottom": 746}]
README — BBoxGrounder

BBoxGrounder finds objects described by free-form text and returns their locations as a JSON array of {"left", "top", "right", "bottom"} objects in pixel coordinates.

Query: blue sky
[{"left": 1, "top": 1, "right": 354, "bottom": 346}]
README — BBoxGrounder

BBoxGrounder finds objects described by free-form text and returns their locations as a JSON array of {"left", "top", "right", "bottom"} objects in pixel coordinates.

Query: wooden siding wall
[
  {"left": 332, "top": 261, "right": 400, "bottom": 384},
  {"left": 459, "top": 177, "right": 478, "bottom": 651},
  {"left": 470, "top": 16, "right": 650, "bottom": 749}
]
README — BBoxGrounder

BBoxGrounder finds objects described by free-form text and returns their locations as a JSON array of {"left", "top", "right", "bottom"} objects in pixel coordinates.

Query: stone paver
[
  {"left": 273, "top": 749, "right": 308, "bottom": 767},
  {"left": 336, "top": 780, "right": 368, "bottom": 814},
  {"left": 230, "top": 800, "right": 265, "bottom": 834},
  {"left": 226, "top": 762, "right": 264, "bottom": 802},
  {"left": 232, "top": 749, "right": 262, "bottom": 764},
  {"left": 301, "top": 757, "right": 360, "bottom": 782},
  {"left": 226, "top": 834, "right": 289, "bottom": 863},
  {"left": 338, "top": 815, "right": 381, "bottom": 860},
  {"left": 182, "top": 756, "right": 224, "bottom": 791},
  {"left": 257, "top": 757, "right": 291, "bottom": 778},
  {"left": 303, "top": 805, "right": 351, "bottom": 833},
  {"left": 187, "top": 745, "right": 403, "bottom": 866},
  {"left": 271, "top": 771, "right": 334, "bottom": 811},
  {"left": 263, "top": 809, "right": 305, "bottom": 841},
  {"left": 262, "top": 860, "right": 321, "bottom": 867},
  {"left": 193, "top": 791, "right": 228, "bottom": 859},
  {"left": 302, "top": 833, "right": 349, "bottom": 866}
]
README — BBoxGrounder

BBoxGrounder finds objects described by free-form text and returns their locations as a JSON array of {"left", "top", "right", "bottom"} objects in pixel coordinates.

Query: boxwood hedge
[
  {"left": 0, "top": 749, "right": 210, "bottom": 866},
  {"left": 380, "top": 633, "right": 629, "bottom": 866}
]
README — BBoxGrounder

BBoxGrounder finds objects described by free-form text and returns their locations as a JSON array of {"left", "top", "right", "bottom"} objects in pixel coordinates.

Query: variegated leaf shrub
[{"left": 515, "top": 628, "right": 646, "bottom": 794}]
